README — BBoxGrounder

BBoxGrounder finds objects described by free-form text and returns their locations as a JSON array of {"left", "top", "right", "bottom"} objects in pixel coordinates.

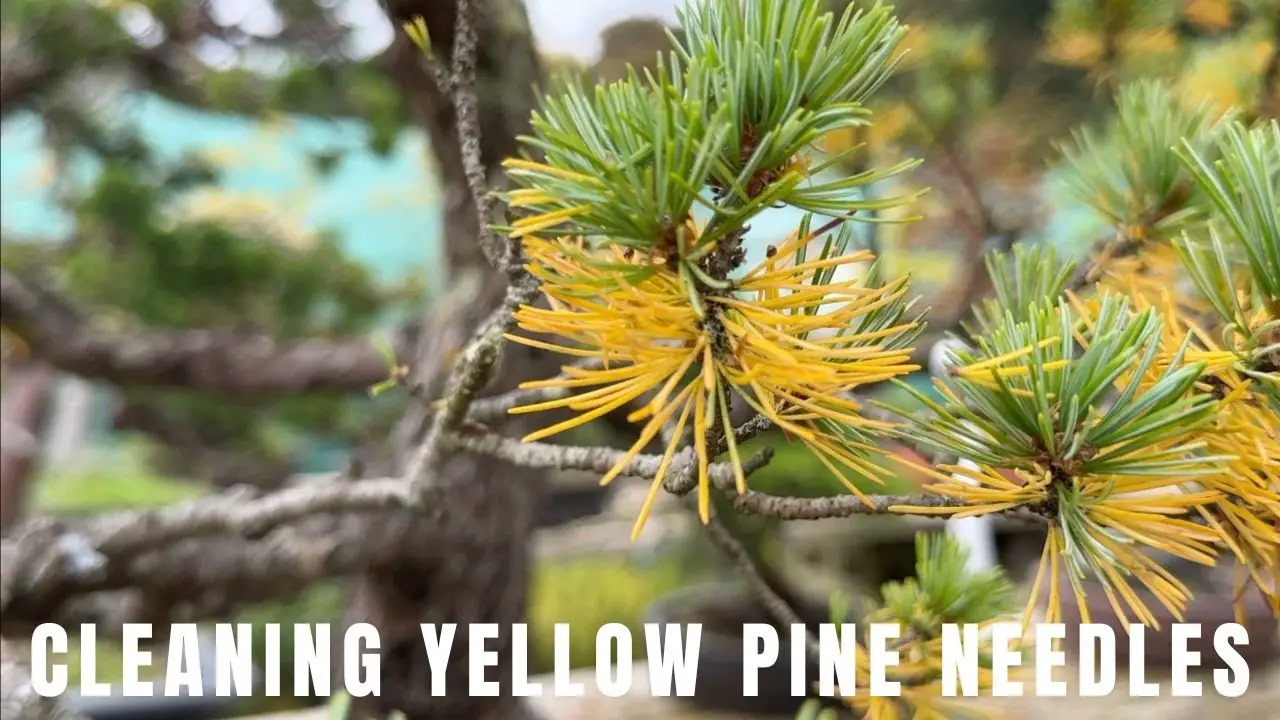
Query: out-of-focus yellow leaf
[
  {"left": 22, "top": 158, "right": 56, "bottom": 190},
  {"left": 817, "top": 125, "right": 859, "bottom": 155},
  {"left": 199, "top": 145, "right": 246, "bottom": 167},
  {"left": 896, "top": 23, "right": 931, "bottom": 70},
  {"left": 1178, "top": 37, "right": 1274, "bottom": 114},
  {"left": 816, "top": 102, "right": 911, "bottom": 155},
  {"left": 173, "top": 189, "right": 317, "bottom": 249},
  {"left": 884, "top": 250, "right": 955, "bottom": 287},
  {"left": 1183, "top": 0, "right": 1234, "bottom": 33},
  {"left": 1120, "top": 28, "right": 1180, "bottom": 57},
  {"left": 867, "top": 104, "right": 913, "bottom": 147},
  {"left": 1044, "top": 29, "right": 1105, "bottom": 68}
]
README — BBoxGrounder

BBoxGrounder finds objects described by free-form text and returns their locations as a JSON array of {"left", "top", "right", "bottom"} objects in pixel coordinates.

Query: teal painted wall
[
  {"left": 1, "top": 92, "right": 1098, "bottom": 293},
  {"left": 1, "top": 93, "right": 447, "bottom": 466},
  {"left": 1, "top": 93, "right": 445, "bottom": 288}
]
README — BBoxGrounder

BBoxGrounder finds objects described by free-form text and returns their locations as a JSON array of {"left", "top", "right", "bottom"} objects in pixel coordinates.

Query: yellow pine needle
[
  {"left": 632, "top": 387, "right": 696, "bottom": 540},
  {"left": 1090, "top": 509, "right": 1219, "bottom": 565},
  {"left": 717, "top": 386, "right": 747, "bottom": 494},
  {"left": 509, "top": 232, "right": 919, "bottom": 539},
  {"left": 1021, "top": 531, "right": 1053, "bottom": 629},
  {"left": 518, "top": 373, "right": 658, "bottom": 441},
  {"left": 1046, "top": 531, "right": 1069, "bottom": 625},
  {"left": 504, "top": 333, "right": 605, "bottom": 358},
  {"left": 739, "top": 251, "right": 876, "bottom": 286},
  {"left": 958, "top": 378, "right": 1043, "bottom": 398},
  {"left": 502, "top": 158, "right": 602, "bottom": 185},
  {"left": 1092, "top": 544, "right": 1187, "bottom": 626},
  {"left": 700, "top": 345, "right": 716, "bottom": 393},
  {"left": 403, "top": 17, "right": 430, "bottom": 51},
  {"left": 807, "top": 323, "right": 922, "bottom": 345},
  {"left": 627, "top": 340, "right": 704, "bottom": 422},
  {"left": 510, "top": 204, "right": 592, "bottom": 238},
  {"left": 956, "top": 337, "right": 1060, "bottom": 374},
  {"left": 599, "top": 382, "right": 697, "bottom": 487},
  {"left": 805, "top": 438, "right": 875, "bottom": 502},
  {"left": 1096, "top": 243, "right": 1207, "bottom": 314},
  {"left": 1089, "top": 291, "right": 1280, "bottom": 613},
  {"left": 510, "top": 367, "right": 670, "bottom": 413},
  {"left": 730, "top": 310, "right": 917, "bottom": 365},
  {"left": 694, "top": 384, "right": 711, "bottom": 524},
  {"left": 519, "top": 361, "right": 666, "bottom": 388},
  {"left": 506, "top": 188, "right": 557, "bottom": 207},
  {"left": 958, "top": 359, "right": 1070, "bottom": 379}
]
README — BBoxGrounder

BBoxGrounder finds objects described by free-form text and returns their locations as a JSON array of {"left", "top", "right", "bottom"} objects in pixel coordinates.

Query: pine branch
[
  {"left": 403, "top": 276, "right": 539, "bottom": 492},
  {"left": 459, "top": 358, "right": 607, "bottom": 422},
  {"left": 704, "top": 514, "right": 819, "bottom": 660},
  {"left": 0, "top": 410, "right": 955, "bottom": 622},
  {"left": 441, "top": 430, "right": 774, "bottom": 485},
  {"left": 728, "top": 490, "right": 1040, "bottom": 522},
  {"left": 0, "top": 267, "right": 414, "bottom": 395}
]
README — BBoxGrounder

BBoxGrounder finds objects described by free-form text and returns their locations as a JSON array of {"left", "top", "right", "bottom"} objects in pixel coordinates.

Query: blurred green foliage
[
  {"left": 33, "top": 440, "right": 203, "bottom": 512},
  {"left": 1, "top": 0, "right": 429, "bottom": 486},
  {"left": 527, "top": 557, "right": 689, "bottom": 673},
  {"left": 744, "top": 431, "right": 918, "bottom": 499}
]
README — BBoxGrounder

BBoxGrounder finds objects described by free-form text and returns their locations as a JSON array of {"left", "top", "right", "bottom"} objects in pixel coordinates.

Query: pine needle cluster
[
  {"left": 496, "top": 0, "right": 926, "bottom": 537},
  {"left": 890, "top": 83, "right": 1277, "bottom": 629}
]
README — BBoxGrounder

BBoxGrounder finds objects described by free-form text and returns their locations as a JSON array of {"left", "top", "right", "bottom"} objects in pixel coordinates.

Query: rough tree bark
[
  {"left": 0, "top": 267, "right": 420, "bottom": 395},
  {"left": 0, "top": 640, "right": 86, "bottom": 720},
  {"left": 0, "top": 360, "right": 53, "bottom": 533},
  {"left": 342, "top": 2, "right": 556, "bottom": 718}
]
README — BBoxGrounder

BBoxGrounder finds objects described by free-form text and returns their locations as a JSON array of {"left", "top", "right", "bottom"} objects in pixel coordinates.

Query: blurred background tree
[
  {"left": 816, "top": 0, "right": 1276, "bottom": 343},
  {"left": 3, "top": 0, "right": 555, "bottom": 717},
  {"left": 0, "top": 0, "right": 432, "bottom": 502}
]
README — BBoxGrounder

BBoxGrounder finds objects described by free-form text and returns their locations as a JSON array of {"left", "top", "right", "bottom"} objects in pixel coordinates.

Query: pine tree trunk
[
  {"left": 0, "top": 639, "right": 86, "bottom": 720},
  {"left": 0, "top": 360, "right": 53, "bottom": 533},
  {"left": 344, "top": 3, "right": 554, "bottom": 718}
]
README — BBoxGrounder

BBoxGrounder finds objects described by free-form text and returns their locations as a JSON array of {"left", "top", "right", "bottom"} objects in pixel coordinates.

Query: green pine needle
[
  {"left": 1055, "top": 80, "right": 1226, "bottom": 239},
  {"left": 871, "top": 533, "right": 1015, "bottom": 633},
  {"left": 1174, "top": 119, "right": 1280, "bottom": 308},
  {"left": 888, "top": 291, "right": 1222, "bottom": 476},
  {"left": 966, "top": 243, "right": 1077, "bottom": 337}
]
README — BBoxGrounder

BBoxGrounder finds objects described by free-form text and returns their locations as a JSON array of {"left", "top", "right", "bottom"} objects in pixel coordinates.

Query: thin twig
[
  {"left": 404, "top": 278, "right": 539, "bottom": 493},
  {"left": 442, "top": 430, "right": 773, "bottom": 484},
  {"left": 448, "top": 0, "right": 505, "bottom": 269},
  {"left": 24, "top": 476, "right": 413, "bottom": 558},
  {"left": 663, "top": 413, "right": 775, "bottom": 494},
  {"left": 462, "top": 357, "right": 606, "bottom": 422},
  {"left": 893, "top": 89, "right": 999, "bottom": 241},
  {"left": 0, "top": 475, "right": 430, "bottom": 612},
  {"left": 704, "top": 513, "right": 821, "bottom": 661},
  {"left": 1067, "top": 231, "right": 1143, "bottom": 291},
  {"left": 442, "top": 424, "right": 1023, "bottom": 525},
  {"left": 399, "top": 0, "right": 538, "bottom": 494},
  {"left": 0, "top": 267, "right": 414, "bottom": 395},
  {"left": 729, "top": 489, "right": 1043, "bottom": 523}
]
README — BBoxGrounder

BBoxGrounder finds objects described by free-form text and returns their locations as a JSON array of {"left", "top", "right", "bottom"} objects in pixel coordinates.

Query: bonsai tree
[{"left": 1, "top": 1, "right": 1275, "bottom": 719}]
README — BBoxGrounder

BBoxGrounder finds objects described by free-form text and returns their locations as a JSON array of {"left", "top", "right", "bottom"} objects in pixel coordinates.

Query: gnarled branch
[{"left": 0, "top": 268, "right": 415, "bottom": 395}]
